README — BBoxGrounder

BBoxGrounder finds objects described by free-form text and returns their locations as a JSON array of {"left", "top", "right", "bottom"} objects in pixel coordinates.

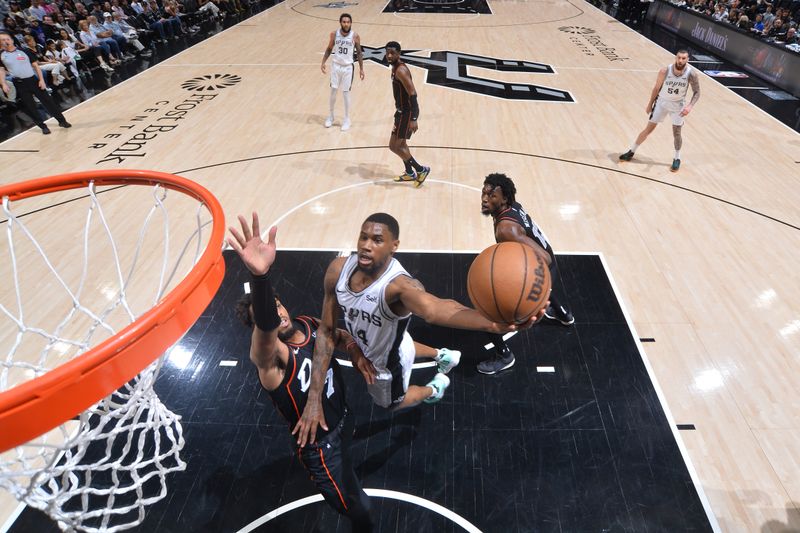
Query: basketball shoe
[
  {"left": 414, "top": 166, "right": 430, "bottom": 188},
  {"left": 544, "top": 304, "right": 575, "bottom": 326},
  {"left": 434, "top": 348, "right": 461, "bottom": 374},
  {"left": 394, "top": 170, "right": 417, "bottom": 182},
  {"left": 341, "top": 119, "right": 351, "bottom": 131},
  {"left": 670, "top": 159, "right": 680, "bottom": 172},
  {"left": 619, "top": 150, "right": 634, "bottom": 161},
  {"left": 324, "top": 116, "right": 333, "bottom": 128},
  {"left": 423, "top": 373, "right": 451, "bottom": 404},
  {"left": 477, "top": 346, "right": 515, "bottom": 375}
]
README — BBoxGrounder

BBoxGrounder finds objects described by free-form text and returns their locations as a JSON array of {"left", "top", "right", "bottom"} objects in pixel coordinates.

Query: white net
[{"left": 0, "top": 180, "right": 216, "bottom": 532}]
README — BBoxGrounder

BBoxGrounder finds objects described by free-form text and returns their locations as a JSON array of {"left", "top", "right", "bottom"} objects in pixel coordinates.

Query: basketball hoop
[{"left": 0, "top": 170, "right": 225, "bottom": 532}]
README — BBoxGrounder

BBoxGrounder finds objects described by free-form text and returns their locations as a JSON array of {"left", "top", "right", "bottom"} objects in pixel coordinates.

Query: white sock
[
  {"left": 343, "top": 91, "right": 351, "bottom": 121},
  {"left": 674, "top": 150, "right": 680, "bottom": 159},
  {"left": 630, "top": 142, "right": 640, "bottom": 152},
  {"left": 434, "top": 349, "right": 443, "bottom": 361},
  {"left": 328, "top": 87, "right": 337, "bottom": 119}
]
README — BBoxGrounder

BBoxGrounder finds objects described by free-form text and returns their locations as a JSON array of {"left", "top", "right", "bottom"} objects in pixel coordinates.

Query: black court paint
[
  {"left": 382, "top": 0, "right": 491, "bottom": 15},
  {"left": 9, "top": 251, "right": 713, "bottom": 532}
]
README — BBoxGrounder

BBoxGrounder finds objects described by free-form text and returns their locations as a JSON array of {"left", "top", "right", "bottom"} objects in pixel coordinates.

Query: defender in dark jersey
[
  {"left": 479, "top": 173, "right": 575, "bottom": 374},
  {"left": 385, "top": 41, "right": 430, "bottom": 188},
  {"left": 228, "top": 212, "right": 373, "bottom": 532}
]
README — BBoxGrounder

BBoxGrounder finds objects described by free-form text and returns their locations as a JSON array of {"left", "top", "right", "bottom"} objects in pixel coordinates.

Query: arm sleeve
[{"left": 250, "top": 274, "right": 281, "bottom": 332}]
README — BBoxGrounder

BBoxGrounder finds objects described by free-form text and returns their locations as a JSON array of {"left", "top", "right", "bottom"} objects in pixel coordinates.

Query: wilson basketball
[{"left": 467, "top": 242, "right": 552, "bottom": 324}]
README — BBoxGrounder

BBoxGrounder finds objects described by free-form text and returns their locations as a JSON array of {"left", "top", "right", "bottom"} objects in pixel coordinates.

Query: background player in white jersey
[
  {"left": 619, "top": 50, "right": 700, "bottom": 172},
  {"left": 293, "top": 213, "right": 547, "bottom": 447},
  {"left": 321, "top": 13, "right": 364, "bottom": 132}
]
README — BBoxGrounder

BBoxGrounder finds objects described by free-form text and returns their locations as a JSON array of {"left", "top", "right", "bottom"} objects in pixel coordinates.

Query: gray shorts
[{"left": 366, "top": 331, "right": 415, "bottom": 408}]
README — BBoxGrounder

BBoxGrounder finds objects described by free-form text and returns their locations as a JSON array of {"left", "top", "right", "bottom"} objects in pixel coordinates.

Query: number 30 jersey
[
  {"left": 658, "top": 63, "right": 693, "bottom": 102},
  {"left": 332, "top": 28, "right": 355, "bottom": 66},
  {"left": 335, "top": 254, "right": 412, "bottom": 377},
  {"left": 268, "top": 316, "right": 346, "bottom": 441}
]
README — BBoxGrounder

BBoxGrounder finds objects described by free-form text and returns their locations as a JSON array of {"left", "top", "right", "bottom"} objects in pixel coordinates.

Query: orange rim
[{"left": 0, "top": 170, "right": 225, "bottom": 453}]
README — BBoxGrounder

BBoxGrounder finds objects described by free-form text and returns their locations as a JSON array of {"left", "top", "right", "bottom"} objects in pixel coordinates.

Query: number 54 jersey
[
  {"left": 269, "top": 316, "right": 346, "bottom": 441},
  {"left": 658, "top": 63, "right": 693, "bottom": 102},
  {"left": 335, "top": 254, "right": 412, "bottom": 378}
]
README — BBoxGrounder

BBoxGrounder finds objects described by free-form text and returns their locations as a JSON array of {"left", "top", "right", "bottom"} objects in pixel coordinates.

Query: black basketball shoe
[
  {"left": 544, "top": 305, "right": 575, "bottom": 326},
  {"left": 619, "top": 150, "right": 634, "bottom": 161},
  {"left": 477, "top": 347, "right": 515, "bottom": 375}
]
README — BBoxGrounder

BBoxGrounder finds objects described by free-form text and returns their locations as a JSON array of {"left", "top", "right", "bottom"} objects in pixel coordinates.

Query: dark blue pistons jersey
[{"left": 267, "top": 316, "right": 346, "bottom": 440}]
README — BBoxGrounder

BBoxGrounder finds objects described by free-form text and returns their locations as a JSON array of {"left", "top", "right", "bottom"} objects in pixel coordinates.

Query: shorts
[
  {"left": 330, "top": 62, "right": 354, "bottom": 91},
  {"left": 366, "top": 331, "right": 415, "bottom": 408},
  {"left": 392, "top": 109, "right": 413, "bottom": 140},
  {"left": 649, "top": 98, "right": 685, "bottom": 126}
]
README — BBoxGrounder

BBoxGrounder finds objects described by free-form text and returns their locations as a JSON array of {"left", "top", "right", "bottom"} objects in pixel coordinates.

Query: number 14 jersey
[{"left": 335, "top": 254, "right": 412, "bottom": 377}]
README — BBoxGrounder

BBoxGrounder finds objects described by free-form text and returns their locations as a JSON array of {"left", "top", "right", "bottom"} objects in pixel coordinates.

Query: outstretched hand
[
  {"left": 518, "top": 301, "right": 550, "bottom": 329},
  {"left": 490, "top": 300, "right": 550, "bottom": 333},
  {"left": 226, "top": 212, "right": 277, "bottom": 276}
]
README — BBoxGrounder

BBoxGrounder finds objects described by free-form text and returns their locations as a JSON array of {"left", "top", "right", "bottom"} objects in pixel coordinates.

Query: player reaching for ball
[
  {"left": 293, "top": 213, "right": 546, "bottom": 447},
  {"left": 478, "top": 172, "right": 574, "bottom": 375},
  {"left": 227, "top": 214, "right": 373, "bottom": 532}
]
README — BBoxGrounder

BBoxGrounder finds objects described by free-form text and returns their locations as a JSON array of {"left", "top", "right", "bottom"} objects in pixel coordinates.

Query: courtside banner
[{"left": 647, "top": 0, "right": 800, "bottom": 97}]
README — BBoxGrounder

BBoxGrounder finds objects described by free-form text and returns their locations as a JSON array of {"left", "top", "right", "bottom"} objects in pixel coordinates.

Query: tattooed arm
[
  {"left": 682, "top": 70, "right": 701, "bottom": 115},
  {"left": 292, "top": 256, "right": 346, "bottom": 447}
]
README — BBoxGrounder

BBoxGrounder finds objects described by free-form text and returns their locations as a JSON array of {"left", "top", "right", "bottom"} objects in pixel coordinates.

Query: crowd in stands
[
  {"left": 1, "top": 0, "right": 249, "bottom": 76},
  {"left": 1, "top": 0, "right": 257, "bottom": 135},
  {"left": 673, "top": 0, "right": 800, "bottom": 50}
]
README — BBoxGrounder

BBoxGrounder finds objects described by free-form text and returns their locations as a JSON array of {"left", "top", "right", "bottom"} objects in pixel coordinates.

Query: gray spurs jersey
[{"left": 335, "top": 254, "right": 411, "bottom": 375}]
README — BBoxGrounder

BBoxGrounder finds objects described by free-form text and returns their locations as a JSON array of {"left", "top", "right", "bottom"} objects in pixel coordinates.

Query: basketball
[{"left": 467, "top": 242, "right": 552, "bottom": 324}]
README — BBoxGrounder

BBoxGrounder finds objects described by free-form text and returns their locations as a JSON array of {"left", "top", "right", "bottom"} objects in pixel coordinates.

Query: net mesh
[{"left": 0, "top": 180, "right": 214, "bottom": 532}]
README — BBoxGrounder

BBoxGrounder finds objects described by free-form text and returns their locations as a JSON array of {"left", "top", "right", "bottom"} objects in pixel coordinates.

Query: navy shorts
[{"left": 392, "top": 109, "right": 413, "bottom": 139}]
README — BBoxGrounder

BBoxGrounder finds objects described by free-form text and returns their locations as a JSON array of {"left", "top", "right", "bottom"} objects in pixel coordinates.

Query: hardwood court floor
[{"left": 1, "top": 0, "right": 800, "bottom": 531}]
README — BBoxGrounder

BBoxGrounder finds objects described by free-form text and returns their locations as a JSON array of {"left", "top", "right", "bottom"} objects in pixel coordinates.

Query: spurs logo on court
[
  {"left": 558, "top": 26, "right": 596, "bottom": 34},
  {"left": 314, "top": 1, "right": 358, "bottom": 7},
  {"left": 181, "top": 73, "right": 242, "bottom": 92},
  {"left": 361, "top": 45, "right": 574, "bottom": 102}
]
